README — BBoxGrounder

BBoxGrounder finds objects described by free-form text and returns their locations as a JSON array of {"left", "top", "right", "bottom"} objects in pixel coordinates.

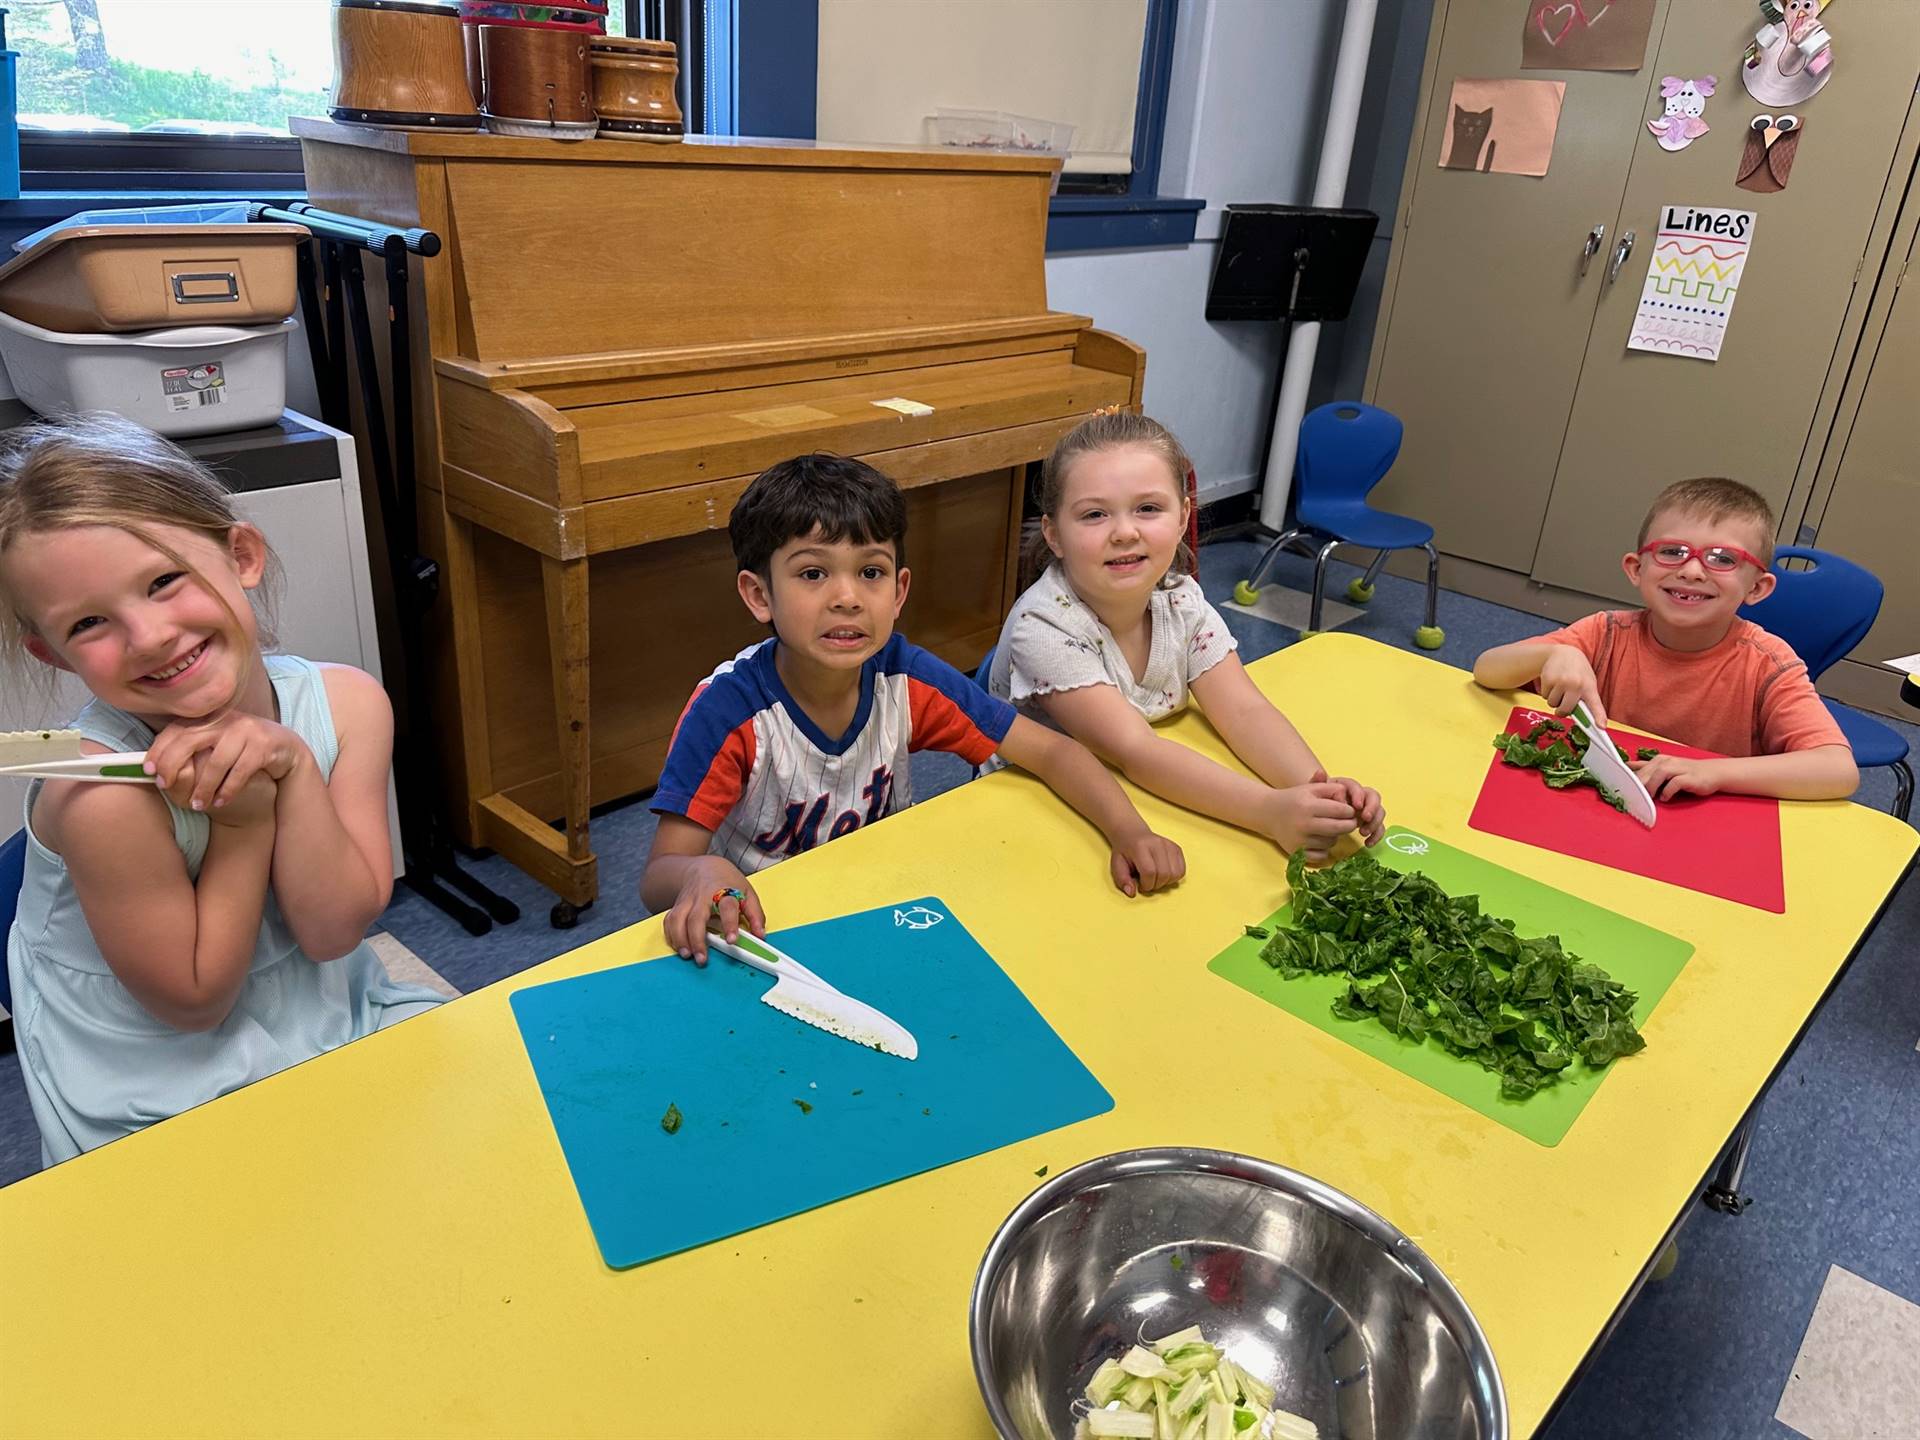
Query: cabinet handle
[
  {"left": 1607, "top": 230, "right": 1636, "bottom": 285},
  {"left": 1579, "top": 224, "right": 1607, "bottom": 277}
]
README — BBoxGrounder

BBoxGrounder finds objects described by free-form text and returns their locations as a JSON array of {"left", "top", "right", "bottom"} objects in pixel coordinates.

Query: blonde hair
[
  {"left": 1023, "top": 410, "right": 1196, "bottom": 591},
  {"left": 1638, "top": 477, "right": 1776, "bottom": 567},
  {"left": 0, "top": 414, "right": 280, "bottom": 677}
]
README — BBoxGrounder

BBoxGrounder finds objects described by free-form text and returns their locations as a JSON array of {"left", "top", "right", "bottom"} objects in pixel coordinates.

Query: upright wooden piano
[{"left": 292, "top": 120, "right": 1144, "bottom": 918}]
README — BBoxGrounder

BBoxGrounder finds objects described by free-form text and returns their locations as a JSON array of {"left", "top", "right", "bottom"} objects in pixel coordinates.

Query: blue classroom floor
[{"left": 2, "top": 536, "right": 1914, "bottom": 1436}]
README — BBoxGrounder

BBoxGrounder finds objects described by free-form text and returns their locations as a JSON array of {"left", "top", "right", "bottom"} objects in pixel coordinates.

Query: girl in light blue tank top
[{"left": 0, "top": 416, "right": 445, "bottom": 1166}]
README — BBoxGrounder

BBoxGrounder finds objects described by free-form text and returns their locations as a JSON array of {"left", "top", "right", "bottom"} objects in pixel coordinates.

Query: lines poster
[{"left": 1629, "top": 206, "right": 1756, "bottom": 362}]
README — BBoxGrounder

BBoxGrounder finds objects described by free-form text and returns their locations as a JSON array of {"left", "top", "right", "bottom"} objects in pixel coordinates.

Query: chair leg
[
  {"left": 1359, "top": 550, "right": 1391, "bottom": 589},
  {"left": 1245, "top": 529, "right": 1304, "bottom": 594},
  {"left": 1892, "top": 759, "right": 1914, "bottom": 824},
  {"left": 1308, "top": 538, "right": 1341, "bottom": 632},
  {"left": 1412, "top": 543, "right": 1445, "bottom": 650},
  {"left": 1236, "top": 530, "right": 1307, "bottom": 607}
]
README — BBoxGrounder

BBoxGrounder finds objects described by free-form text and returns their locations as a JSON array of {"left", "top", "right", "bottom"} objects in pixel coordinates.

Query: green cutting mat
[{"left": 1207, "top": 827, "right": 1694, "bottom": 1147}]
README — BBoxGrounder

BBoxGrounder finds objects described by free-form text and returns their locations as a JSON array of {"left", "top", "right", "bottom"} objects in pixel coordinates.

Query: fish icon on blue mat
[{"left": 894, "top": 906, "right": 944, "bottom": 931}]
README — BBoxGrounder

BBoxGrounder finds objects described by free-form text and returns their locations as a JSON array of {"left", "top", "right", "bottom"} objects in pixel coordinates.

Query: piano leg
[{"left": 543, "top": 553, "right": 596, "bottom": 923}]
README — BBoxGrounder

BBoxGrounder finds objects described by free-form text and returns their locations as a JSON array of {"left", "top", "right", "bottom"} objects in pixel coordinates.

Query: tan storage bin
[{"left": 0, "top": 224, "right": 308, "bottom": 334}]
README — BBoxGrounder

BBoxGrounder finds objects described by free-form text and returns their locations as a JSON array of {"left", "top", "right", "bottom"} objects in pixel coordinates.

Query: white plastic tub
[{"left": 0, "top": 310, "right": 292, "bottom": 438}]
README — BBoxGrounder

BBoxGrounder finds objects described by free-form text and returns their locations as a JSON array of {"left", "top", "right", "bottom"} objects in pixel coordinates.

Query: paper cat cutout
[
  {"left": 1444, "top": 104, "right": 1496, "bottom": 171},
  {"left": 1736, "top": 113, "right": 1802, "bottom": 192},
  {"left": 1648, "top": 75, "right": 1715, "bottom": 152},
  {"left": 1744, "top": 0, "right": 1833, "bottom": 107}
]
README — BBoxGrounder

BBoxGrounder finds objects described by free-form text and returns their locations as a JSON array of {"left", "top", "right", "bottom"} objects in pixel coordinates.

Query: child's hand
[
  {"left": 662, "top": 856, "right": 765, "bottom": 966},
  {"left": 1109, "top": 828, "right": 1185, "bottom": 897},
  {"left": 203, "top": 771, "right": 280, "bottom": 830},
  {"left": 1331, "top": 777, "right": 1386, "bottom": 845},
  {"left": 145, "top": 711, "right": 307, "bottom": 814},
  {"left": 1632, "top": 753, "right": 1723, "bottom": 802},
  {"left": 1538, "top": 647, "right": 1606, "bottom": 729},
  {"left": 1264, "top": 771, "right": 1358, "bottom": 864},
  {"left": 151, "top": 755, "right": 277, "bottom": 829}
]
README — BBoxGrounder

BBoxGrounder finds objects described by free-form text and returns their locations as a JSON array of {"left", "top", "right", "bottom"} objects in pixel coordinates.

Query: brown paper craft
[
  {"left": 1439, "top": 78, "right": 1567, "bottom": 177},
  {"left": 1521, "top": 0, "right": 1657, "bottom": 72},
  {"left": 1736, "top": 113, "right": 1803, "bottom": 193}
]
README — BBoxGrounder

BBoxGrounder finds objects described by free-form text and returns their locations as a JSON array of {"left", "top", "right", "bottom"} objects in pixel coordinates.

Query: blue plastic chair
[
  {"left": 2, "top": 828, "right": 25, "bottom": 1050},
  {"left": 1740, "top": 544, "right": 1912, "bottom": 821},
  {"left": 1234, "top": 402, "right": 1444, "bottom": 648},
  {"left": 974, "top": 646, "right": 996, "bottom": 688}
]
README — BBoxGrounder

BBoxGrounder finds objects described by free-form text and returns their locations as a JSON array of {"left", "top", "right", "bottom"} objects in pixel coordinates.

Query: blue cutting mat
[{"left": 510, "top": 898, "right": 1112, "bottom": 1268}]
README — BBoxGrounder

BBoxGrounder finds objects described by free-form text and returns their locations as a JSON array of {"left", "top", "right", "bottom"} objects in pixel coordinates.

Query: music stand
[{"left": 1204, "top": 205, "right": 1379, "bottom": 323}]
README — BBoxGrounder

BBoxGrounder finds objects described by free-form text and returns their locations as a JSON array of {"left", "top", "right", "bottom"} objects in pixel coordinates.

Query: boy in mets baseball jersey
[{"left": 642, "top": 453, "right": 1185, "bottom": 961}]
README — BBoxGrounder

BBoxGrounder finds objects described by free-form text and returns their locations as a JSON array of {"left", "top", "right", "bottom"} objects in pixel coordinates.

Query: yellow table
[{"left": 1, "top": 636, "right": 1911, "bottom": 1438}]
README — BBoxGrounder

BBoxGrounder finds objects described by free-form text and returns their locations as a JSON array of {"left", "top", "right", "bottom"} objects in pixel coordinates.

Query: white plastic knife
[
  {"left": 1572, "top": 702, "right": 1656, "bottom": 829},
  {"left": 0, "top": 730, "right": 152, "bottom": 784},
  {"left": 708, "top": 931, "right": 919, "bottom": 1060}
]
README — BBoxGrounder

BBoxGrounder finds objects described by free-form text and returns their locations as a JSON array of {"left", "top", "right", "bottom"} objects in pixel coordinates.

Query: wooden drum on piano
[{"left": 329, "top": 0, "right": 482, "bottom": 131}]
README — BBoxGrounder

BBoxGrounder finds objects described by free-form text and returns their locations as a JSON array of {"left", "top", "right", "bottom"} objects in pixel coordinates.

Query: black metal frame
[
  {"left": 19, "top": 132, "right": 305, "bottom": 192},
  {"left": 253, "top": 202, "right": 520, "bottom": 937}
]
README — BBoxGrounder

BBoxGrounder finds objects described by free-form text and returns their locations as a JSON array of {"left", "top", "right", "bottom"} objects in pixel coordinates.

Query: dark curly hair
[{"left": 729, "top": 453, "right": 907, "bottom": 577}]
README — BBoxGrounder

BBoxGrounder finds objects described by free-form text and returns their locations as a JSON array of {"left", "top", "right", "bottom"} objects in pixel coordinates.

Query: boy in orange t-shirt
[{"left": 1473, "top": 477, "right": 1856, "bottom": 802}]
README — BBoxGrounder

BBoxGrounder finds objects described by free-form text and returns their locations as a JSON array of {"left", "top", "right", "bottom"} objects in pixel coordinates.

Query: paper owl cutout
[{"left": 1736, "top": 113, "right": 1803, "bottom": 193}]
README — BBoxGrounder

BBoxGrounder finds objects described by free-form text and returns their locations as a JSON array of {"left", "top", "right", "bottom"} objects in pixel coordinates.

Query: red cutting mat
[{"left": 1469, "top": 705, "right": 1785, "bottom": 912}]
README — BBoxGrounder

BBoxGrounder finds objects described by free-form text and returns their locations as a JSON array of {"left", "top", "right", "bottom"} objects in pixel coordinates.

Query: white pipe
[{"left": 1257, "top": 0, "right": 1381, "bottom": 531}]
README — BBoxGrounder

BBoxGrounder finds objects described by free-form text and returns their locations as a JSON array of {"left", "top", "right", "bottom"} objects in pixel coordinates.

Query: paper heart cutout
[{"left": 1536, "top": 1, "right": 1579, "bottom": 46}]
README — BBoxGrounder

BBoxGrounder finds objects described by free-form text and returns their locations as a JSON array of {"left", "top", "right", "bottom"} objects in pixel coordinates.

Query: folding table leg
[{"left": 1703, "top": 1123, "right": 1756, "bottom": 1215}]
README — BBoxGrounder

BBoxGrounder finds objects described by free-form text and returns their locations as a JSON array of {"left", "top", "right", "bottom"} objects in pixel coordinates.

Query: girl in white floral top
[{"left": 986, "top": 413, "right": 1386, "bottom": 863}]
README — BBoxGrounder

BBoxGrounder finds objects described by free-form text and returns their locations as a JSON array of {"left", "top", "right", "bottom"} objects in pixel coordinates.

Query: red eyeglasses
[{"left": 1637, "top": 539, "right": 1767, "bottom": 574}]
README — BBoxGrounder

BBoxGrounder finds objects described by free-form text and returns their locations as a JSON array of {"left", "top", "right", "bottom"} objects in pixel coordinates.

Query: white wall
[{"left": 1046, "top": 245, "right": 1280, "bottom": 503}]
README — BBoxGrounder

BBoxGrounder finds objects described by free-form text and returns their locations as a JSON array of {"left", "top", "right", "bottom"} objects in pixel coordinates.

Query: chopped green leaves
[
  {"left": 1492, "top": 716, "right": 1655, "bottom": 813},
  {"left": 660, "top": 1103, "right": 682, "bottom": 1134},
  {"left": 1637, "top": 746, "right": 1660, "bottom": 761},
  {"left": 793, "top": 1098, "right": 813, "bottom": 1115},
  {"left": 1243, "top": 924, "right": 1272, "bottom": 940},
  {"left": 1261, "top": 850, "right": 1646, "bottom": 1099}
]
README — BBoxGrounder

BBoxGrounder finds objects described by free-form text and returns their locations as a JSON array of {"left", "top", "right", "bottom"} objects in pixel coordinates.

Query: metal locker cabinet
[
  {"left": 1529, "top": 4, "right": 1920, "bottom": 601},
  {"left": 1366, "top": 0, "right": 1673, "bottom": 572},
  {"left": 1798, "top": 215, "right": 1920, "bottom": 717}
]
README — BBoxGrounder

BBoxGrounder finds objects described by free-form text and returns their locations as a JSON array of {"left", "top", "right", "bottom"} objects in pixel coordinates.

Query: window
[
  {"left": 719, "top": 0, "right": 1192, "bottom": 250},
  {"left": 5, "top": 0, "right": 638, "bottom": 192},
  {"left": 10, "top": 0, "right": 334, "bottom": 136}
]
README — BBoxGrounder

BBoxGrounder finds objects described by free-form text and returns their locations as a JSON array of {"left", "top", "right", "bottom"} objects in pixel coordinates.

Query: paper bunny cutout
[{"left": 1649, "top": 75, "right": 1716, "bottom": 152}]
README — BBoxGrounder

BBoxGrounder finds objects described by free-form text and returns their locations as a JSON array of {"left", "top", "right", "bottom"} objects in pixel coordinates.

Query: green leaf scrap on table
[
  {"left": 1491, "top": 715, "right": 1657, "bottom": 813},
  {"left": 1259, "top": 850, "right": 1646, "bottom": 1099}
]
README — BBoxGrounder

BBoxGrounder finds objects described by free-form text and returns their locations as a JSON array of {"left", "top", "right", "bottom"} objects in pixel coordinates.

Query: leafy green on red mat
[
  {"left": 1491, "top": 716, "right": 1633, "bottom": 812},
  {"left": 660, "top": 1103, "right": 682, "bottom": 1134},
  {"left": 1263, "top": 850, "right": 1646, "bottom": 1099},
  {"left": 1637, "top": 747, "right": 1660, "bottom": 761}
]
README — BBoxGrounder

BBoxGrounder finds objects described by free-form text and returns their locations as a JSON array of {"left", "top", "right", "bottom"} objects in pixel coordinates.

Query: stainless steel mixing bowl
[{"left": 970, "top": 1148, "right": 1507, "bottom": 1440}]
